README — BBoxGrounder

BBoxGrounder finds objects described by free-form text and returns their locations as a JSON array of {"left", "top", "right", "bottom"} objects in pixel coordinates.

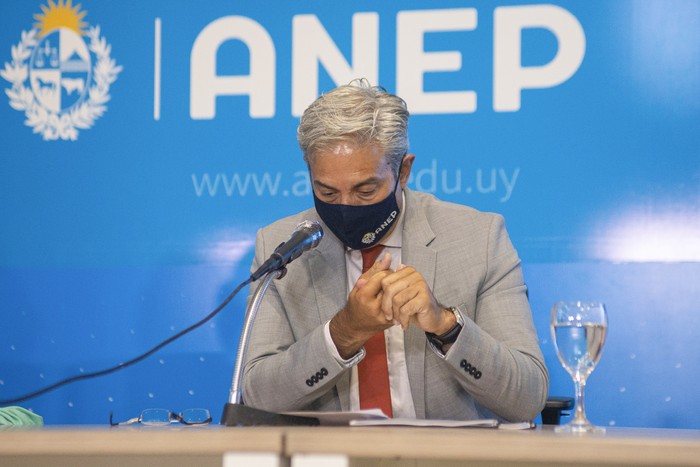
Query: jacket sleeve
[
  {"left": 435, "top": 214, "right": 549, "bottom": 422},
  {"left": 240, "top": 227, "right": 348, "bottom": 412}
]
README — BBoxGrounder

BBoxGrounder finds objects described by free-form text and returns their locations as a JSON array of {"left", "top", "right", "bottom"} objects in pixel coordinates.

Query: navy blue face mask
[{"left": 313, "top": 165, "right": 402, "bottom": 251}]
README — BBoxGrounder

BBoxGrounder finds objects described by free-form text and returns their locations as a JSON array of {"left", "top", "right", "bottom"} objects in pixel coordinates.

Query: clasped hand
[{"left": 330, "top": 253, "right": 454, "bottom": 359}]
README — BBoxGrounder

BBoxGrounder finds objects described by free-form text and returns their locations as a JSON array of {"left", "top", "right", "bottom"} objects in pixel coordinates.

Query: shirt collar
[{"left": 380, "top": 191, "right": 405, "bottom": 248}]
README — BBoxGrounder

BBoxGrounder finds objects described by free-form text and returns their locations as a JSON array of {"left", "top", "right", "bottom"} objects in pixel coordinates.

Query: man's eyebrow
[
  {"left": 312, "top": 180, "right": 337, "bottom": 191},
  {"left": 352, "top": 177, "right": 381, "bottom": 189},
  {"left": 313, "top": 177, "right": 381, "bottom": 191}
]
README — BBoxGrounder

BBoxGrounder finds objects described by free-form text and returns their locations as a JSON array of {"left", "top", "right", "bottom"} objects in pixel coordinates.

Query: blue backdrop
[{"left": 1, "top": 0, "right": 698, "bottom": 428}]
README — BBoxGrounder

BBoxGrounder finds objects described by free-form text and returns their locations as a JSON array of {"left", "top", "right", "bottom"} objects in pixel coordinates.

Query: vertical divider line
[{"left": 154, "top": 17, "right": 162, "bottom": 121}]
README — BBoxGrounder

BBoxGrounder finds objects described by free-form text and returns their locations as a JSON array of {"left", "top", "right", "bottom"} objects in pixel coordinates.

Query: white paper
[
  {"left": 281, "top": 410, "right": 533, "bottom": 430},
  {"left": 348, "top": 418, "right": 499, "bottom": 428},
  {"left": 281, "top": 409, "right": 388, "bottom": 426}
]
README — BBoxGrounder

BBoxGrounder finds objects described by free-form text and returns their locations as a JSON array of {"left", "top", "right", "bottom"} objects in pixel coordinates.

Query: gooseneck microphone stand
[{"left": 221, "top": 267, "right": 319, "bottom": 426}]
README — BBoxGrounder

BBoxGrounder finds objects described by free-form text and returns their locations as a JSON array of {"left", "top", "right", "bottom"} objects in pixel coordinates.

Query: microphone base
[{"left": 220, "top": 403, "right": 319, "bottom": 427}]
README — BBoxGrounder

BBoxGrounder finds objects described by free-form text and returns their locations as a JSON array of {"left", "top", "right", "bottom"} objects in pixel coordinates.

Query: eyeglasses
[{"left": 110, "top": 408, "right": 212, "bottom": 426}]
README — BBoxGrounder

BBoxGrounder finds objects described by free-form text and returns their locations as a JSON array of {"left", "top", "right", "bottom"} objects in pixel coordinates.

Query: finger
[
  {"left": 378, "top": 252, "right": 392, "bottom": 270},
  {"left": 355, "top": 255, "right": 393, "bottom": 298},
  {"left": 358, "top": 252, "right": 393, "bottom": 286},
  {"left": 395, "top": 288, "right": 421, "bottom": 330},
  {"left": 380, "top": 268, "right": 421, "bottom": 313},
  {"left": 354, "top": 269, "right": 391, "bottom": 297},
  {"left": 380, "top": 276, "right": 411, "bottom": 319},
  {"left": 377, "top": 291, "right": 392, "bottom": 322},
  {"left": 380, "top": 265, "right": 415, "bottom": 289}
]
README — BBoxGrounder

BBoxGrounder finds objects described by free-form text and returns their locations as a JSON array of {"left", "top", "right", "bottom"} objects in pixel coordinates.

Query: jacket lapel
[{"left": 401, "top": 189, "right": 437, "bottom": 419}]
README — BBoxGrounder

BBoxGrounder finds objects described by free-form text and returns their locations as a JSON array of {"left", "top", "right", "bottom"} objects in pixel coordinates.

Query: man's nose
[{"left": 338, "top": 193, "right": 356, "bottom": 205}]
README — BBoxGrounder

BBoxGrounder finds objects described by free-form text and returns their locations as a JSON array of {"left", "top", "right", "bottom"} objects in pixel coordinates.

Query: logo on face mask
[{"left": 361, "top": 210, "right": 398, "bottom": 244}]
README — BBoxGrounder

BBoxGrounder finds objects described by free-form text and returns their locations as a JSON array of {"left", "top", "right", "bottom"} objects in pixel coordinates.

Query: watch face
[{"left": 450, "top": 307, "right": 465, "bottom": 327}]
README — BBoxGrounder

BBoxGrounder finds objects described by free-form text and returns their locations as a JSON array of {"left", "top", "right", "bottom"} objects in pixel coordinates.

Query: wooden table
[
  {"left": 0, "top": 425, "right": 285, "bottom": 467},
  {"left": 1, "top": 424, "right": 698, "bottom": 467},
  {"left": 284, "top": 425, "right": 700, "bottom": 466}
]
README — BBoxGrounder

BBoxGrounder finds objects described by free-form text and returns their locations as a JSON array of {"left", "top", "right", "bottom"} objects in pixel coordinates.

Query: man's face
[{"left": 309, "top": 143, "right": 413, "bottom": 206}]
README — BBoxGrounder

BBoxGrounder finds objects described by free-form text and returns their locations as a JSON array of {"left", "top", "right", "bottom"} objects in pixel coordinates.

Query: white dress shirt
[{"left": 323, "top": 194, "right": 417, "bottom": 418}]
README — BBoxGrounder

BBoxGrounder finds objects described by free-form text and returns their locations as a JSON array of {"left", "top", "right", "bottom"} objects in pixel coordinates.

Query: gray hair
[{"left": 297, "top": 78, "right": 409, "bottom": 173}]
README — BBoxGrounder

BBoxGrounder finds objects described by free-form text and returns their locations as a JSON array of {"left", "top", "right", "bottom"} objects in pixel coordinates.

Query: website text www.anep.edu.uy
[{"left": 192, "top": 160, "right": 520, "bottom": 203}]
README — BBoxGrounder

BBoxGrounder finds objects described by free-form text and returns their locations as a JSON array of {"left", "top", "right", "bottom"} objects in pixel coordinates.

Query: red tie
[{"left": 357, "top": 245, "right": 393, "bottom": 417}]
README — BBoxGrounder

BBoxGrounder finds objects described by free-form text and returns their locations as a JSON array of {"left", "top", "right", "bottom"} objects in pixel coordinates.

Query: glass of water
[{"left": 551, "top": 301, "right": 608, "bottom": 433}]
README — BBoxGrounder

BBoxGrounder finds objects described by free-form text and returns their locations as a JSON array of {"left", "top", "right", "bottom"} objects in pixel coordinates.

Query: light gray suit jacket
[{"left": 242, "top": 189, "right": 549, "bottom": 422}]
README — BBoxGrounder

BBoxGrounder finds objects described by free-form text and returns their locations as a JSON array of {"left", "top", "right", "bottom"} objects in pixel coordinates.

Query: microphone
[{"left": 250, "top": 220, "right": 323, "bottom": 281}]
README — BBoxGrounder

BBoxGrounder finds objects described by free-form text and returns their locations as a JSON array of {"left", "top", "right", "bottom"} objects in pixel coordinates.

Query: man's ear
[{"left": 400, "top": 153, "right": 415, "bottom": 188}]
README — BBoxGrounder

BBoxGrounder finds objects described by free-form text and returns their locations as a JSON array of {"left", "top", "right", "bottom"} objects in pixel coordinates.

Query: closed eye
[{"left": 358, "top": 182, "right": 384, "bottom": 199}]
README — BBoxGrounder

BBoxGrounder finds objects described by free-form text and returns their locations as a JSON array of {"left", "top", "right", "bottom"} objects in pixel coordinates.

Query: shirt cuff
[{"left": 323, "top": 321, "right": 365, "bottom": 367}]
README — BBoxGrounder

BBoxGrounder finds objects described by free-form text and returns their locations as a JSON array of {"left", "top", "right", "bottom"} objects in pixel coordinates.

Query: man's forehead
[
  {"left": 312, "top": 142, "right": 384, "bottom": 158},
  {"left": 325, "top": 142, "right": 360, "bottom": 156},
  {"left": 309, "top": 148, "right": 393, "bottom": 189}
]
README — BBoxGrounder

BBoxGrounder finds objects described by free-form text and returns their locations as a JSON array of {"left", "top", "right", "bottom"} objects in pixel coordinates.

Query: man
[{"left": 242, "top": 79, "right": 548, "bottom": 422}]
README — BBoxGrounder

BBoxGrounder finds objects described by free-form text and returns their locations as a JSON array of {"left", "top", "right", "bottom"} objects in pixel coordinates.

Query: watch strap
[{"left": 425, "top": 307, "right": 463, "bottom": 349}]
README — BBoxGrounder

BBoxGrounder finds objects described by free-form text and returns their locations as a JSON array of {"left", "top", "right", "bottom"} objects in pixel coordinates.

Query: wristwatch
[{"left": 425, "top": 307, "right": 464, "bottom": 350}]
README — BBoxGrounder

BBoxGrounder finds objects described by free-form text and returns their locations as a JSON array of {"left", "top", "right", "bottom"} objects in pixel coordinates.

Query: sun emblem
[
  {"left": 1, "top": 0, "right": 122, "bottom": 141},
  {"left": 34, "top": 0, "right": 88, "bottom": 37}
]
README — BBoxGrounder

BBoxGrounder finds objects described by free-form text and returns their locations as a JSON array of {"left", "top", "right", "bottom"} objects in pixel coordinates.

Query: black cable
[{"left": 0, "top": 277, "right": 253, "bottom": 406}]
